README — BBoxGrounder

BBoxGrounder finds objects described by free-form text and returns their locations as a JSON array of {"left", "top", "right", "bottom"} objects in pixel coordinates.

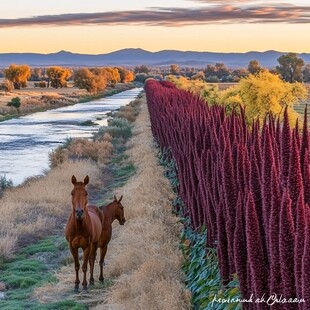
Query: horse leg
[
  {"left": 81, "top": 247, "right": 90, "bottom": 291},
  {"left": 70, "top": 246, "right": 80, "bottom": 292},
  {"left": 89, "top": 242, "right": 97, "bottom": 286},
  {"left": 99, "top": 244, "right": 108, "bottom": 282}
]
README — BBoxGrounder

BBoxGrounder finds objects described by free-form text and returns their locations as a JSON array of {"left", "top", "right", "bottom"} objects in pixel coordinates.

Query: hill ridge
[{"left": 0, "top": 48, "right": 309, "bottom": 68}]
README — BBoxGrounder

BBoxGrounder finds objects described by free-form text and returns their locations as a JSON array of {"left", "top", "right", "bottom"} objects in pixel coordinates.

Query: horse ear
[
  {"left": 118, "top": 195, "right": 123, "bottom": 203},
  {"left": 71, "top": 175, "right": 77, "bottom": 185},
  {"left": 114, "top": 195, "right": 117, "bottom": 202},
  {"left": 84, "top": 175, "right": 89, "bottom": 185}
]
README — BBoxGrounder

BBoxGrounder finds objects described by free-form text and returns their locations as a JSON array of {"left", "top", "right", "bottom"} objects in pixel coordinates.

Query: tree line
[
  {"left": 134, "top": 53, "right": 310, "bottom": 84},
  {"left": 0, "top": 52, "right": 308, "bottom": 93},
  {"left": 0, "top": 65, "right": 134, "bottom": 93}
]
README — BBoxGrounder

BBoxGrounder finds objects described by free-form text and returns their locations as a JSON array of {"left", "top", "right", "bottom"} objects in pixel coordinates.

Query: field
[
  {"left": 146, "top": 79, "right": 310, "bottom": 309},
  {"left": 294, "top": 83, "right": 310, "bottom": 122}
]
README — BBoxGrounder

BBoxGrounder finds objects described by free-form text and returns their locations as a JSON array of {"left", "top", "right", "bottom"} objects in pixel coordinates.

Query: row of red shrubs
[{"left": 145, "top": 79, "right": 310, "bottom": 309}]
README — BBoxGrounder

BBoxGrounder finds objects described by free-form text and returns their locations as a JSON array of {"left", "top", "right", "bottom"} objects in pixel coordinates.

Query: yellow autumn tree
[
  {"left": 4, "top": 64, "right": 31, "bottom": 89},
  {"left": 166, "top": 75, "right": 220, "bottom": 105},
  {"left": 221, "top": 70, "right": 308, "bottom": 124},
  {"left": 101, "top": 67, "right": 121, "bottom": 87},
  {"left": 73, "top": 68, "right": 107, "bottom": 93},
  {"left": 219, "top": 86, "right": 243, "bottom": 114},
  {"left": 46, "top": 66, "right": 72, "bottom": 88},
  {"left": 117, "top": 68, "right": 134, "bottom": 83}
]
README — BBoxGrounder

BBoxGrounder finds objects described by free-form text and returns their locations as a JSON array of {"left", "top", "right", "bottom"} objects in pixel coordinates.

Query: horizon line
[{"left": 0, "top": 48, "right": 309, "bottom": 55}]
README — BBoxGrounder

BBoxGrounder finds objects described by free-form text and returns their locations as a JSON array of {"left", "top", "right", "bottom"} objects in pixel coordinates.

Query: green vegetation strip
[
  {"left": 0, "top": 237, "right": 85, "bottom": 310},
  {"left": 159, "top": 148, "right": 241, "bottom": 310}
]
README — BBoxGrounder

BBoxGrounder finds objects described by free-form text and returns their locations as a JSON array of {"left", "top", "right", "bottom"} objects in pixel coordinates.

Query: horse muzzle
[{"left": 75, "top": 208, "right": 84, "bottom": 220}]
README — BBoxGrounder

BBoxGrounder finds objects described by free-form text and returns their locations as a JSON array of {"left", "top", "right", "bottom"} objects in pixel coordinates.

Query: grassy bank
[
  {"left": 0, "top": 94, "right": 142, "bottom": 308},
  {"left": 0, "top": 83, "right": 136, "bottom": 122}
]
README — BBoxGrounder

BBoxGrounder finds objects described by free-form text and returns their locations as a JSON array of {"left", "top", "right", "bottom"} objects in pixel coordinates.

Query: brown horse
[
  {"left": 97, "top": 195, "right": 126, "bottom": 282},
  {"left": 65, "top": 175, "right": 103, "bottom": 292}
]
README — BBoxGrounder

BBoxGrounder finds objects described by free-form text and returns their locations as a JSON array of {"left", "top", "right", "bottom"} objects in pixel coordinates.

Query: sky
[{"left": 0, "top": 0, "right": 309, "bottom": 54}]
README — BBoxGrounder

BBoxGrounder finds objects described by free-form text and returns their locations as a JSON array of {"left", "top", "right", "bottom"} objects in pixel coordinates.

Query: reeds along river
[{"left": 0, "top": 88, "right": 142, "bottom": 186}]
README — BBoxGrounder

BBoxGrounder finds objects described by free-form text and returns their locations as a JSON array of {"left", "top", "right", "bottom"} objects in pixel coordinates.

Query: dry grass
[
  {"left": 0, "top": 86, "right": 86, "bottom": 112},
  {"left": 95, "top": 98, "right": 190, "bottom": 310},
  {"left": 68, "top": 138, "right": 113, "bottom": 163},
  {"left": 49, "top": 133, "right": 114, "bottom": 168},
  {"left": 33, "top": 96, "right": 190, "bottom": 309},
  {"left": 0, "top": 160, "right": 100, "bottom": 259},
  {"left": 0, "top": 82, "right": 134, "bottom": 118}
]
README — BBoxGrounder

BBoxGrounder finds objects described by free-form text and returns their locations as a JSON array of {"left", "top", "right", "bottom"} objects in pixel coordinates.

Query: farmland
[
  {"left": 145, "top": 79, "right": 310, "bottom": 309},
  {"left": 294, "top": 84, "right": 310, "bottom": 123}
]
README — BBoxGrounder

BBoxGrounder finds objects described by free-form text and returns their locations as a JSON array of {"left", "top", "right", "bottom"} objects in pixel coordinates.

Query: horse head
[
  {"left": 113, "top": 195, "right": 126, "bottom": 225},
  {"left": 71, "top": 175, "right": 89, "bottom": 220}
]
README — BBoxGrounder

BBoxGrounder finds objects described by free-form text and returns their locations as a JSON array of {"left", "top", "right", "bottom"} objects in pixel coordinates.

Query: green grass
[
  {"left": 0, "top": 113, "right": 20, "bottom": 122},
  {"left": 0, "top": 236, "right": 85, "bottom": 309},
  {"left": 0, "top": 299, "right": 86, "bottom": 310}
]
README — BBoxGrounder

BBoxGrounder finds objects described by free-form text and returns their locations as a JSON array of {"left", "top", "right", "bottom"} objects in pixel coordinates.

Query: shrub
[
  {"left": 48, "top": 147, "right": 68, "bottom": 168},
  {"left": 114, "top": 106, "right": 137, "bottom": 122},
  {"left": 7, "top": 97, "right": 21, "bottom": 109},
  {"left": 114, "top": 100, "right": 142, "bottom": 122},
  {"left": 0, "top": 175, "right": 13, "bottom": 197},
  {"left": 34, "top": 81, "right": 47, "bottom": 88},
  {"left": 68, "top": 138, "right": 113, "bottom": 163},
  {"left": 94, "top": 117, "right": 133, "bottom": 141},
  {"left": 0, "top": 80, "right": 14, "bottom": 92}
]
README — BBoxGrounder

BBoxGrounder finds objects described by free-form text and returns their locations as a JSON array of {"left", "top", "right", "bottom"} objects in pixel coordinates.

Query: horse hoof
[
  {"left": 74, "top": 287, "right": 79, "bottom": 293},
  {"left": 89, "top": 281, "right": 94, "bottom": 286},
  {"left": 99, "top": 278, "right": 104, "bottom": 283},
  {"left": 82, "top": 286, "right": 88, "bottom": 293}
]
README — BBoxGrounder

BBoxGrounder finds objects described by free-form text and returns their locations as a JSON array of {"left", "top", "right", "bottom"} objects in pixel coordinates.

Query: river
[{"left": 0, "top": 88, "right": 142, "bottom": 185}]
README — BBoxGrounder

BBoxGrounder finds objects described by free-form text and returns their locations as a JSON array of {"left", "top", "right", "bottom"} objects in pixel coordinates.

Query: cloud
[{"left": 0, "top": 4, "right": 309, "bottom": 28}]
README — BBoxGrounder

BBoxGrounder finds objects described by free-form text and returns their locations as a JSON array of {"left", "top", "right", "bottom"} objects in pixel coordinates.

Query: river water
[{"left": 0, "top": 88, "right": 142, "bottom": 185}]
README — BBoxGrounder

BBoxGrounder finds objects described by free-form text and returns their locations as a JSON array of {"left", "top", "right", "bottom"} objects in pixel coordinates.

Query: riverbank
[
  {"left": 0, "top": 93, "right": 143, "bottom": 308},
  {"left": 0, "top": 82, "right": 136, "bottom": 122}
]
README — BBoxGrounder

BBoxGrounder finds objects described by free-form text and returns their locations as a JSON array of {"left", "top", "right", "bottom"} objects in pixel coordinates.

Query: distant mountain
[{"left": 0, "top": 48, "right": 309, "bottom": 68}]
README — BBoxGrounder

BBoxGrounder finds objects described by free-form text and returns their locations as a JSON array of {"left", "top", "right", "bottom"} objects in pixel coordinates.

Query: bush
[
  {"left": 34, "top": 81, "right": 47, "bottom": 88},
  {"left": 94, "top": 125, "right": 132, "bottom": 141},
  {"left": 108, "top": 117, "right": 130, "bottom": 128},
  {"left": 68, "top": 138, "right": 113, "bottom": 163},
  {"left": 0, "top": 175, "right": 13, "bottom": 197},
  {"left": 48, "top": 147, "right": 68, "bottom": 168},
  {"left": 7, "top": 97, "right": 21, "bottom": 109},
  {"left": 114, "top": 101, "right": 142, "bottom": 122},
  {"left": 0, "top": 80, "right": 14, "bottom": 92}
]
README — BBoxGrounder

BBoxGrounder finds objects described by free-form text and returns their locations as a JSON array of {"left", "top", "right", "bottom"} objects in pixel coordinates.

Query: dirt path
[{"left": 31, "top": 97, "right": 190, "bottom": 309}]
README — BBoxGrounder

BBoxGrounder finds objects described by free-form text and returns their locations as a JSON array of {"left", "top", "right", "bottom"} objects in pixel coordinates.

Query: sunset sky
[{"left": 0, "top": 0, "right": 309, "bottom": 54}]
